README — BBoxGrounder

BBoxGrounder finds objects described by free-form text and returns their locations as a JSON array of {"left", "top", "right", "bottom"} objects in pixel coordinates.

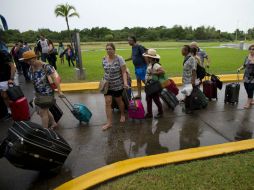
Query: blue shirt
[{"left": 132, "top": 45, "right": 146, "bottom": 68}]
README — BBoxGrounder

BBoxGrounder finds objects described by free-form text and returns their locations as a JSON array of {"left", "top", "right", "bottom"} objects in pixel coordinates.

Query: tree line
[{"left": 2, "top": 25, "right": 254, "bottom": 43}]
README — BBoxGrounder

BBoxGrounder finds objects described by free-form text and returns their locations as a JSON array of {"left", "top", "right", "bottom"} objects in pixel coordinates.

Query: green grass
[
  {"left": 94, "top": 151, "right": 254, "bottom": 190},
  {"left": 55, "top": 41, "right": 249, "bottom": 82}
]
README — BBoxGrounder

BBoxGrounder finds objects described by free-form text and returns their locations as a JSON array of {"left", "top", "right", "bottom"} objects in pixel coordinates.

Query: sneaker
[
  {"left": 154, "top": 113, "right": 163, "bottom": 119},
  {"left": 145, "top": 113, "right": 153, "bottom": 119}
]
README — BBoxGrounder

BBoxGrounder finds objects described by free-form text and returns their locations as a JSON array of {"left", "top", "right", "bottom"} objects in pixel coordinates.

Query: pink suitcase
[
  {"left": 9, "top": 97, "right": 30, "bottom": 121},
  {"left": 128, "top": 99, "right": 145, "bottom": 119}
]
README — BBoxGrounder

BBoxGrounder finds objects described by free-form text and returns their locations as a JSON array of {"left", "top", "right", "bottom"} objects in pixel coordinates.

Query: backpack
[
  {"left": 196, "top": 64, "right": 206, "bottom": 80},
  {"left": 138, "top": 45, "right": 148, "bottom": 54}
]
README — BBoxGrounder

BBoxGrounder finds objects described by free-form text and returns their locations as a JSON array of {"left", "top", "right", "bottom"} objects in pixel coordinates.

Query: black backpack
[{"left": 196, "top": 64, "right": 206, "bottom": 80}]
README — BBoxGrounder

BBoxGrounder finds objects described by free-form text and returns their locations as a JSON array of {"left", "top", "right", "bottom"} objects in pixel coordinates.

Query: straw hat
[
  {"left": 19, "top": 50, "right": 37, "bottom": 61},
  {"left": 190, "top": 41, "right": 198, "bottom": 48},
  {"left": 143, "top": 48, "right": 160, "bottom": 59}
]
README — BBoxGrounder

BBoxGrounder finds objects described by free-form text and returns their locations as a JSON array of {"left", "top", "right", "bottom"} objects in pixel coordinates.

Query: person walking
[
  {"left": 58, "top": 42, "right": 65, "bottom": 64},
  {"left": 0, "top": 40, "right": 16, "bottom": 120},
  {"left": 125, "top": 36, "right": 147, "bottom": 99},
  {"left": 237, "top": 44, "right": 254, "bottom": 109},
  {"left": 37, "top": 34, "right": 49, "bottom": 62},
  {"left": 21, "top": 50, "right": 64, "bottom": 129},
  {"left": 190, "top": 41, "right": 210, "bottom": 68},
  {"left": 65, "top": 45, "right": 75, "bottom": 67},
  {"left": 102, "top": 43, "right": 128, "bottom": 131},
  {"left": 16, "top": 40, "right": 30, "bottom": 81},
  {"left": 143, "top": 49, "right": 164, "bottom": 119},
  {"left": 48, "top": 40, "right": 57, "bottom": 70}
]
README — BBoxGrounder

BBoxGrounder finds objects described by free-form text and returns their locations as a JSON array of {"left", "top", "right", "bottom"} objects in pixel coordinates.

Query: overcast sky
[{"left": 1, "top": 0, "right": 253, "bottom": 32}]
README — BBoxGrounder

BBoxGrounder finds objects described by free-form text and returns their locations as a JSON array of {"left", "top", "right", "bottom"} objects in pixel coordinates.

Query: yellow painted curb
[
  {"left": 55, "top": 139, "right": 254, "bottom": 190},
  {"left": 60, "top": 74, "right": 243, "bottom": 92}
]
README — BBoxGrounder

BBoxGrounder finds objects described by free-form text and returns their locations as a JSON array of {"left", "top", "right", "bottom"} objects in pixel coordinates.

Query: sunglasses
[{"left": 250, "top": 48, "right": 254, "bottom": 51}]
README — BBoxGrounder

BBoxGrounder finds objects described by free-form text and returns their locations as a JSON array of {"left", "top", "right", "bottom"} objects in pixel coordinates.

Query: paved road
[{"left": 0, "top": 76, "right": 253, "bottom": 190}]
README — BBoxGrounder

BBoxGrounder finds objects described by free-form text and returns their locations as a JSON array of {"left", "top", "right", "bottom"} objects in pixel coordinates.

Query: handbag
[
  {"left": 34, "top": 95, "right": 56, "bottom": 108},
  {"left": 145, "top": 80, "right": 162, "bottom": 96},
  {"left": 99, "top": 79, "right": 109, "bottom": 94}
]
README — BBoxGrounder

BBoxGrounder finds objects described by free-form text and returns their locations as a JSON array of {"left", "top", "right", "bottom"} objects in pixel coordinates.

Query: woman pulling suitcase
[
  {"left": 20, "top": 50, "right": 65, "bottom": 129},
  {"left": 237, "top": 44, "right": 254, "bottom": 109}
]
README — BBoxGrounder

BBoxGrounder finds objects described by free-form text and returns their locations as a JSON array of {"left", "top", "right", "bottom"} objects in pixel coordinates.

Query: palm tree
[{"left": 54, "top": 3, "right": 79, "bottom": 44}]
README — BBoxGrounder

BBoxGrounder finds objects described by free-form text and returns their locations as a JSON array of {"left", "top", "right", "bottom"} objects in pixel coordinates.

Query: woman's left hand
[{"left": 123, "top": 84, "right": 129, "bottom": 89}]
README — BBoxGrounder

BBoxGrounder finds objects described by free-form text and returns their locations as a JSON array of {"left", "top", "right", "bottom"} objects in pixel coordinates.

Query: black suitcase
[
  {"left": 0, "top": 95, "right": 8, "bottom": 119},
  {"left": 49, "top": 103, "right": 63, "bottom": 123},
  {"left": 160, "top": 88, "right": 179, "bottom": 110},
  {"left": 224, "top": 83, "right": 240, "bottom": 104},
  {"left": 6, "top": 85, "right": 24, "bottom": 101},
  {"left": 112, "top": 89, "right": 130, "bottom": 110},
  {"left": 2, "top": 121, "right": 71, "bottom": 171},
  {"left": 185, "top": 87, "right": 208, "bottom": 110}
]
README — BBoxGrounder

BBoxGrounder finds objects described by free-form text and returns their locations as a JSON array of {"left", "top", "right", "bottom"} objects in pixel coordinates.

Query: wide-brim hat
[
  {"left": 190, "top": 41, "right": 198, "bottom": 48},
  {"left": 19, "top": 50, "right": 37, "bottom": 61},
  {"left": 143, "top": 48, "right": 160, "bottom": 59}
]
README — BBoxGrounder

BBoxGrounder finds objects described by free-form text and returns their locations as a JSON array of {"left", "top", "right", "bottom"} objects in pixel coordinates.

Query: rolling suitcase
[
  {"left": 160, "top": 88, "right": 179, "bottom": 110},
  {"left": 224, "top": 73, "right": 240, "bottom": 104},
  {"left": 9, "top": 97, "right": 30, "bottom": 121},
  {"left": 165, "top": 79, "right": 179, "bottom": 95},
  {"left": 203, "top": 80, "right": 217, "bottom": 101},
  {"left": 224, "top": 83, "right": 240, "bottom": 104},
  {"left": 185, "top": 87, "right": 208, "bottom": 111},
  {"left": 49, "top": 103, "right": 63, "bottom": 123},
  {"left": 128, "top": 92, "right": 145, "bottom": 119},
  {"left": 2, "top": 121, "right": 72, "bottom": 171},
  {"left": 61, "top": 96, "right": 92, "bottom": 123},
  {"left": 0, "top": 95, "right": 8, "bottom": 119}
]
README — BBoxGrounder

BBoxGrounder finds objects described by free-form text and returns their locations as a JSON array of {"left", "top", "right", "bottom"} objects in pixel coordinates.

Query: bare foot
[
  {"left": 251, "top": 101, "right": 254, "bottom": 105},
  {"left": 120, "top": 115, "right": 126, "bottom": 123},
  {"left": 102, "top": 123, "right": 112, "bottom": 131},
  {"left": 244, "top": 104, "right": 250, "bottom": 109}
]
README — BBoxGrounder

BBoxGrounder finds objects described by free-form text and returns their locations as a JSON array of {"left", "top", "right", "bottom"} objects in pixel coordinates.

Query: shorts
[
  {"left": 135, "top": 66, "right": 147, "bottom": 81},
  {"left": 104, "top": 89, "right": 123, "bottom": 97},
  {"left": 244, "top": 82, "right": 254, "bottom": 99},
  {"left": 0, "top": 81, "right": 8, "bottom": 91}
]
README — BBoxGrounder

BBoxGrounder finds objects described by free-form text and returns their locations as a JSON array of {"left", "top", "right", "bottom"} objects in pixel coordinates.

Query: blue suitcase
[{"left": 61, "top": 97, "right": 92, "bottom": 123}]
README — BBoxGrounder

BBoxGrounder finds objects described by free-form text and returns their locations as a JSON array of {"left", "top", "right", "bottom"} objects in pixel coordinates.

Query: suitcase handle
[{"left": 59, "top": 96, "right": 75, "bottom": 112}]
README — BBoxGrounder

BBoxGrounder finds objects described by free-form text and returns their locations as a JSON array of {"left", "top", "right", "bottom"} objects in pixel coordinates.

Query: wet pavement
[{"left": 0, "top": 76, "right": 253, "bottom": 190}]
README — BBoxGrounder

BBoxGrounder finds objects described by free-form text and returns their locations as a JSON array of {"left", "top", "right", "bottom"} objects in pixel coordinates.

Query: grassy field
[
  {"left": 55, "top": 41, "right": 250, "bottom": 82},
  {"left": 94, "top": 151, "right": 254, "bottom": 190}
]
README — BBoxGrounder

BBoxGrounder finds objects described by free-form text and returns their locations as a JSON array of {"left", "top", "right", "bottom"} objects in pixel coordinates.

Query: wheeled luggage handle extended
[{"left": 59, "top": 96, "right": 75, "bottom": 112}]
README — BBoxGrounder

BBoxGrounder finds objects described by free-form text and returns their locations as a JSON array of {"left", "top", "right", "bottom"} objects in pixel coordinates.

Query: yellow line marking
[
  {"left": 55, "top": 139, "right": 254, "bottom": 190},
  {"left": 60, "top": 74, "right": 243, "bottom": 92}
]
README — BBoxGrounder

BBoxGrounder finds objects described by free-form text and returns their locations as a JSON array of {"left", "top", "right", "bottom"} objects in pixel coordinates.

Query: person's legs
[
  {"left": 41, "top": 53, "right": 47, "bottom": 62},
  {"left": 152, "top": 93, "right": 163, "bottom": 117},
  {"left": 48, "top": 110, "right": 57, "bottom": 129},
  {"left": 39, "top": 108, "right": 50, "bottom": 128},
  {"left": 247, "top": 83, "right": 254, "bottom": 105},
  {"left": 102, "top": 95, "right": 113, "bottom": 130},
  {"left": 67, "top": 57, "right": 71, "bottom": 67},
  {"left": 137, "top": 79, "right": 142, "bottom": 98},
  {"left": 71, "top": 58, "right": 75, "bottom": 67},
  {"left": 115, "top": 96, "right": 125, "bottom": 123},
  {"left": 21, "top": 61, "right": 30, "bottom": 81},
  {"left": 244, "top": 83, "right": 252, "bottom": 108},
  {"left": 146, "top": 94, "right": 153, "bottom": 117}
]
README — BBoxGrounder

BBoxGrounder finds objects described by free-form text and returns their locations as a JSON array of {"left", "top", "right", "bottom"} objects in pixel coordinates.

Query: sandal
[{"left": 244, "top": 104, "right": 250, "bottom": 109}]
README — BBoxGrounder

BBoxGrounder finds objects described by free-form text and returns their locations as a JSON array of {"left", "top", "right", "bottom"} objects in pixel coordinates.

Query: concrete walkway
[{"left": 0, "top": 76, "right": 253, "bottom": 190}]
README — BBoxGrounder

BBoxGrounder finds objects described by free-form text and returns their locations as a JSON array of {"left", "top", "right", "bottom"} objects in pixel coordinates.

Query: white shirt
[{"left": 40, "top": 39, "right": 49, "bottom": 54}]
